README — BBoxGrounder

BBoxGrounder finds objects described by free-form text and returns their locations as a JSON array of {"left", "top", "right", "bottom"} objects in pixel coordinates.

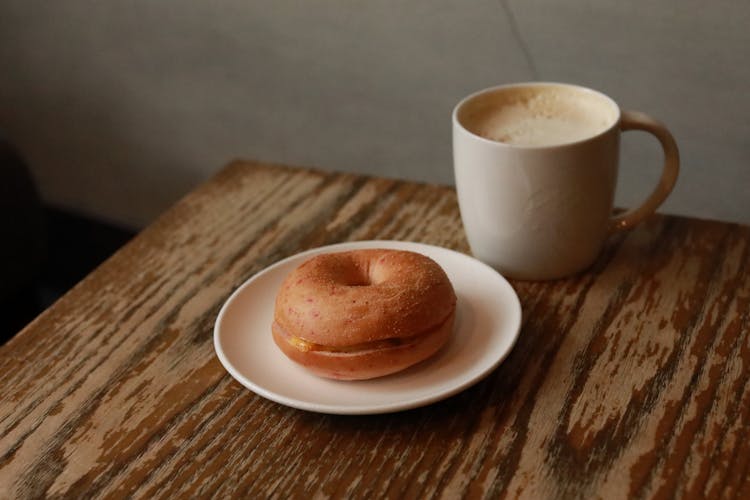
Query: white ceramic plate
[{"left": 214, "top": 241, "right": 522, "bottom": 415}]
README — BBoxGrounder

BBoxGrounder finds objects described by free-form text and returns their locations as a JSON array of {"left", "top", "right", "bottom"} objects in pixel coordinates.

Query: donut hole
[
  {"left": 340, "top": 260, "right": 372, "bottom": 286},
  {"left": 344, "top": 273, "right": 370, "bottom": 286}
]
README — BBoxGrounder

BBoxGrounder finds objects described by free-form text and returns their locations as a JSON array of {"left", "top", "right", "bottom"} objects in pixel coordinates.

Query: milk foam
[{"left": 461, "top": 86, "right": 617, "bottom": 147}]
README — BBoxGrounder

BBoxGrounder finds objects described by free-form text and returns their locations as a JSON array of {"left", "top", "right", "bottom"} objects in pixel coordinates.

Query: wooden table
[{"left": 1, "top": 161, "right": 749, "bottom": 498}]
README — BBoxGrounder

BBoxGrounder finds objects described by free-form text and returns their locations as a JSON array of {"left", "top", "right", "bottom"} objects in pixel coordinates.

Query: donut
[{"left": 272, "top": 249, "right": 457, "bottom": 380}]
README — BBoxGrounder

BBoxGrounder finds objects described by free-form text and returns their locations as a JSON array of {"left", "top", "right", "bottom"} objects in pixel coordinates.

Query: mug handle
[{"left": 609, "top": 110, "right": 680, "bottom": 232}]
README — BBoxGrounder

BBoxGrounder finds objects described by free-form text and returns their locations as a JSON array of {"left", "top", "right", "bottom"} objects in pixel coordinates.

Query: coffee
[
  {"left": 458, "top": 85, "right": 618, "bottom": 147},
  {"left": 453, "top": 82, "right": 679, "bottom": 279}
]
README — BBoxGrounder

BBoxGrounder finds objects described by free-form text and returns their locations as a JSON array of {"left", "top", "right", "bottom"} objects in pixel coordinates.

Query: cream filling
[
  {"left": 280, "top": 313, "right": 452, "bottom": 354},
  {"left": 287, "top": 334, "right": 409, "bottom": 353}
]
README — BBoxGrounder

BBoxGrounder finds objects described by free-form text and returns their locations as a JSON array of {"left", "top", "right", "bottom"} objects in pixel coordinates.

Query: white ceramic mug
[{"left": 452, "top": 82, "right": 679, "bottom": 280}]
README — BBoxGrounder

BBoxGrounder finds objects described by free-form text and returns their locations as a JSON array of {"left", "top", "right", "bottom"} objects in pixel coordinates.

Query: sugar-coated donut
[{"left": 272, "top": 249, "right": 457, "bottom": 380}]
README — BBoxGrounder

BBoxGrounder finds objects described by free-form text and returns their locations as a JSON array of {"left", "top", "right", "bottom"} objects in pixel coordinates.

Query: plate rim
[{"left": 213, "top": 240, "right": 522, "bottom": 415}]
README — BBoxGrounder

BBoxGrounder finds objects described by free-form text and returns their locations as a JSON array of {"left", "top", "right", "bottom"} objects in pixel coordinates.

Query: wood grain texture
[{"left": 1, "top": 160, "right": 748, "bottom": 499}]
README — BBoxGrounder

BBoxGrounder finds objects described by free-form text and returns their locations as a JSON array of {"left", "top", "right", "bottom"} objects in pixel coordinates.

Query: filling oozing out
[
  {"left": 276, "top": 312, "right": 452, "bottom": 354},
  {"left": 286, "top": 334, "right": 410, "bottom": 353}
]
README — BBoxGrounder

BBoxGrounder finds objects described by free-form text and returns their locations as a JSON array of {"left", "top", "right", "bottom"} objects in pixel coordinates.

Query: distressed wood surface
[{"left": 1, "top": 160, "right": 749, "bottom": 499}]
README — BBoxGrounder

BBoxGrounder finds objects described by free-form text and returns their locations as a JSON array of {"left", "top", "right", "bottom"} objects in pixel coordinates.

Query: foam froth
[{"left": 459, "top": 85, "right": 618, "bottom": 147}]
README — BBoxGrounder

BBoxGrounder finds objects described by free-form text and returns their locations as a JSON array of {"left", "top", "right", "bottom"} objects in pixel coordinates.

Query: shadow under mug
[{"left": 452, "top": 82, "right": 679, "bottom": 280}]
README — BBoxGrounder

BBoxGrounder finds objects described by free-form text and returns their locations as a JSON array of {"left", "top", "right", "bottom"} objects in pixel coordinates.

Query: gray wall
[{"left": 1, "top": 1, "right": 749, "bottom": 228}]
